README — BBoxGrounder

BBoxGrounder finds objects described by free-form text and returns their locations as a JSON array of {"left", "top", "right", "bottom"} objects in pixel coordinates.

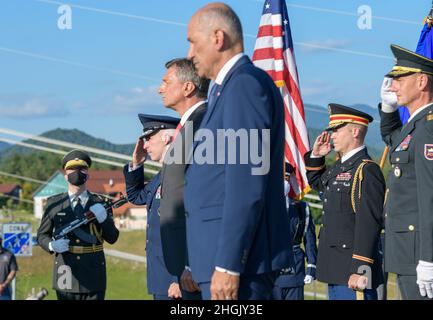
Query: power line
[
  {"left": 0, "top": 46, "right": 160, "bottom": 82},
  {"left": 252, "top": 0, "right": 421, "bottom": 26},
  {"left": 0, "top": 193, "right": 34, "bottom": 204},
  {"left": 31, "top": 0, "right": 393, "bottom": 61},
  {"left": 0, "top": 127, "right": 162, "bottom": 169},
  {"left": 36, "top": 0, "right": 188, "bottom": 27},
  {"left": 0, "top": 170, "right": 64, "bottom": 188}
]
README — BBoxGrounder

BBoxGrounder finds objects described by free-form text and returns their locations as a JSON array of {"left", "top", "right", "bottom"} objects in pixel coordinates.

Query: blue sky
[{"left": 0, "top": 0, "right": 431, "bottom": 144}]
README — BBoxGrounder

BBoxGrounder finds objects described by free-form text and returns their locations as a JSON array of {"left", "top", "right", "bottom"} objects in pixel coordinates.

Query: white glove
[
  {"left": 304, "top": 275, "right": 314, "bottom": 284},
  {"left": 416, "top": 260, "right": 433, "bottom": 299},
  {"left": 49, "top": 238, "right": 70, "bottom": 253},
  {"left": 381, "top": 77, "right": 399, "bottom": 113},
  {"left": 89, "top": 203, "right": 107, "bottom": 223}
]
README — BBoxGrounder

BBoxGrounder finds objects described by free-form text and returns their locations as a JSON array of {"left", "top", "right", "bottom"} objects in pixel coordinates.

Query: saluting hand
[
  {"left": 132, "top": 138, "right": 148, "bottom": 168},
  {"left": 210, "top": 270, "right": 240, "bottom": 300},
  {"left": 312, "top": 131, "right": 332, "bottom": 157}
]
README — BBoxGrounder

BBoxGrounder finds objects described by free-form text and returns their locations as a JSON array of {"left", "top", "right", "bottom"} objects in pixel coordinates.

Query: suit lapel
[
  {"left": 201, "top": 55, "right": 251, "bottom": 128},
  {"left": 391, "top": 118, "right": 417, "bottom": 153},
  {"left": 148, "top": 173, "right": 160, "bottom": 209},
  {"left": 61, "top": 193, "right": 74, "bottom": 217},
  {"left": 193, "top": 56, "right": 251, "bottom": 154},
  {"left": 390, "top": 105, "right": 433, "bottom": 152}
]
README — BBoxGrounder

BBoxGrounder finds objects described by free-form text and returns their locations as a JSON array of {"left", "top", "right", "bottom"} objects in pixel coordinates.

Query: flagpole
[{"left": 379, "top": 145, "right": 389, "bottom": 170}]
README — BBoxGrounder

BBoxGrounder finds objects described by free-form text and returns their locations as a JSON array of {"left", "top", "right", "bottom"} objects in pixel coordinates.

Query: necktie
[
  {"left": 173, "top": 123, "right": 183, "bottom": 140},
  {"left": 74, "top": 197, "right": 84, "bottom": 217},
  {"left": 207, "top": 83, "right": 220, "bottom": 108}
]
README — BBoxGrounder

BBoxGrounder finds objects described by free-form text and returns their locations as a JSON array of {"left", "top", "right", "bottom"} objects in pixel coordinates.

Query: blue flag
[{"left": 399, "top": 20, "right": 433, "bottom": 124}]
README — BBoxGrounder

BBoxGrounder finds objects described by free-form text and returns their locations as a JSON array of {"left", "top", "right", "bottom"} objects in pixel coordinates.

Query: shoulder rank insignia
[
  {"left": 427, "top": 114, "right": 433, "bottom": 121},
  {"left": 425, "top": 144, "right": 433, "bottom": 160},
  {"left": 395, "top": 135, "right": 412, "bottom": 152}
]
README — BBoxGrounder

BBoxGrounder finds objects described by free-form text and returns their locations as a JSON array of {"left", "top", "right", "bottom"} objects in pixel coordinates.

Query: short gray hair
[
  {"left": 200, "top": 4, "right": 244, "bottom": 48},
  {"left": 165, "top": 58, "right": 210, "bottom": 99}
]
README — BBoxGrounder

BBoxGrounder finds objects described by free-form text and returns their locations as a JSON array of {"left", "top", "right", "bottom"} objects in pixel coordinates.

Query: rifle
[{"left": 53, "top": 194, "right": 127, "bottom": 241}]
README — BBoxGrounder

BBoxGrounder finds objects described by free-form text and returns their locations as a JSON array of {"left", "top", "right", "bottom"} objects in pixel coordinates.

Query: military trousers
[{"left": 397, "top": 275, "right": 430, "bottom": 300}]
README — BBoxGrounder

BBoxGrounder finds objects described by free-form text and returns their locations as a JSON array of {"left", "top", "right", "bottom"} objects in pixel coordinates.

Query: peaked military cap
[
  {"left": 138, "top": 114, "right": 180, "bottom": 139},
  {"left": 386, "top": 44, "right": 433, "bottom": 78},
  {"left": 326, "top": 103, "right": 374, "bottom": 131},
  {"left": 62, "top": 149, "right": 92, "bottom": 170},
  {"left": 285, "top": 162, "right": 294, "bottom": 176}
]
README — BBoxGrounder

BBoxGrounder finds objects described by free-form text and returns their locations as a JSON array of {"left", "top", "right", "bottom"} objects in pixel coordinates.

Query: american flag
[{"left": 252, "top": 0, "right": 310, "bottom": 199}]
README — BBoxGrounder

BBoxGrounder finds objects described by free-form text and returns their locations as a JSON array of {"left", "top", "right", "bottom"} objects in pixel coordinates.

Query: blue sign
[{"left": 2, "top": 223, "right": 32, "bottom": 256}]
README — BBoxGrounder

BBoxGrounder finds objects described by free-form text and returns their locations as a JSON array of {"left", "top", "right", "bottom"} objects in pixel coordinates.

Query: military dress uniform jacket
[
  {"left": 304, "top": 148, "right": 385, "bottom": 287},
  {"left": 123, "top": 169, "right": 177, "bottom": 295},
  {"left": 159, "top": 103, "right": 206, "bottom": 277},
  {"left": 380, "top": 103, "right": 433, "bottom": 275},
  {"left": 37, "top": 192, "right": 119, "bottom": 293},
  {"left": 275, "top": 200, "right": 317, "bottom": 288}
]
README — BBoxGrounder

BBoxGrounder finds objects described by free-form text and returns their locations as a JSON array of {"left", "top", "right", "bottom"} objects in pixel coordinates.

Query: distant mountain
[
  {"left": 304, "top": 103, "right": 385, "bottom": 158},
  {"left": 0, "top": 128, "right": 135, "bottom": 159},
  {"left": 0, "top": 142, "right": 10, "bottom": 153}
]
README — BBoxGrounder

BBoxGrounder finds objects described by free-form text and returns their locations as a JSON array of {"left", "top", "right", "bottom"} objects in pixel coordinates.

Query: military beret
[
  {"left": 326, "top": 103, "right": 373, "bottom": 131},
  {"left": 386, "top": 44, "right": 433, "bottom": 78},
  {"left": 138, "top": 114, "right": 180, "bottom": 139},
  {"left": 62, "top": 150, "right": 92, "bottom": 170}
]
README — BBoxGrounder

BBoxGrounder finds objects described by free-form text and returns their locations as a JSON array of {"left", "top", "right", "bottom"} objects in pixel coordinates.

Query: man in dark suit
[
  {"left": 158, "top": 58, "right": 209, "bottom": 300},
  {"left": 304, "top": 104, "right": 385, "bottom": 300},
  {"left": 123, "top": 114, "right": 182, "bottom": 300},
  {"left": 37, "top": 150, "right": 119, "bottom": 300},
  {"left": 380, "top": 45, "right": 433, "bottom": 299},
  {"left": 273, "top": 163, "right": 317, "bottom": 300},
  {"left": 184, "top": 3, "right": 294, "bottom": 300}
]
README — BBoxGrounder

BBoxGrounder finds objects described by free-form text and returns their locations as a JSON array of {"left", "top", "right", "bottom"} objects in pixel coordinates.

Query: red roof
[
  {"left": 86, "top": 170, "right": 126, "bottom": 195},
  {"left": 85, "top": 170, "right": 145, "bottom": 216},
  {"left": 0, "top": 184, "right": 19, "bottom": 194}
]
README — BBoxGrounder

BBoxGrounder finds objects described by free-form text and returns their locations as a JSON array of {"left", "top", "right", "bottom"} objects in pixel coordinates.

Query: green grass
[
  {"left": 110, "top": 230, "right": 146, "bottom": 256},
  {"left": 15, "top": 246, "right": 152, "bottom": 300},
  {"left": 4, "top": 212, "right": 402, "bottom": 300}
]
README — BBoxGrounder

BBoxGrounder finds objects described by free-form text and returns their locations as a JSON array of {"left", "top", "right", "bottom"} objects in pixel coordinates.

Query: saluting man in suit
[
  {"left": 37, "top": 150, "right": 119, "bottom": 300},
  {"left": 158, "top": 58, "right": 209, "bottom": 300},
  {"left": 380, "top": 45, "right": 433, "bottom": 299},
  {"left": 123, "top": 115, "right": 181, "bottom": 300},
  {"left": 304, "top": 104, "right": 385, "bottom": 300},
  {"left": 184, "top": 2, "right": 294, "bottom": 300},
  {"left": 273, "top": 163, "right": 317, "bottom": 300}
]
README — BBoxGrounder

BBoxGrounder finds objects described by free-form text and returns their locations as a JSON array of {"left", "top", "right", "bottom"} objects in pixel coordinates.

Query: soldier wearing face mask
[{"left": 37, "top": 150, "right": 119, "bottom": 300}]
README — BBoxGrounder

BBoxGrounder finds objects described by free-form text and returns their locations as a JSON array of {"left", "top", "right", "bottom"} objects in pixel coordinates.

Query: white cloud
[
  {"left": 300, "top": 39, "right": 351, "bottom": 53},
  {"left": 106, "top": 86, "right": 162, "bottom": 113},
  {"left": 0, "top": 94, "right": 69, "bottom": 118}
]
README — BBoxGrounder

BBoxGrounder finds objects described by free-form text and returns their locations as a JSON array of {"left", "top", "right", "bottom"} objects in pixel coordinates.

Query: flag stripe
[{"left": 253, "top": 0, "right": 311, "bottom": 199}]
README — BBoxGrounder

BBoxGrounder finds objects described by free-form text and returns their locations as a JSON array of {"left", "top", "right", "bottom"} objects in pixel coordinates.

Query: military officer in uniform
[
  {"left": 273, "top": 163, "right": 317, "bottom": 300},
  {"left": 37, "top": 150, "right": 120, "bottom": 300},
  {"left": 380, "top": 45, "right": 433, "bottom": 300},
  {"left": 123, "top": 114, "right": 181, "bottom": 300},
  {"left": 304, "top": 104, "right": 385, "bottom": 300}
]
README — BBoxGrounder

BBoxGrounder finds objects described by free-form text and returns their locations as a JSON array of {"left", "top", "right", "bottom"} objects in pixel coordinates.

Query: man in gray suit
[{"left": 158, "top": 58, "right": 210, "bottom": 299}]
